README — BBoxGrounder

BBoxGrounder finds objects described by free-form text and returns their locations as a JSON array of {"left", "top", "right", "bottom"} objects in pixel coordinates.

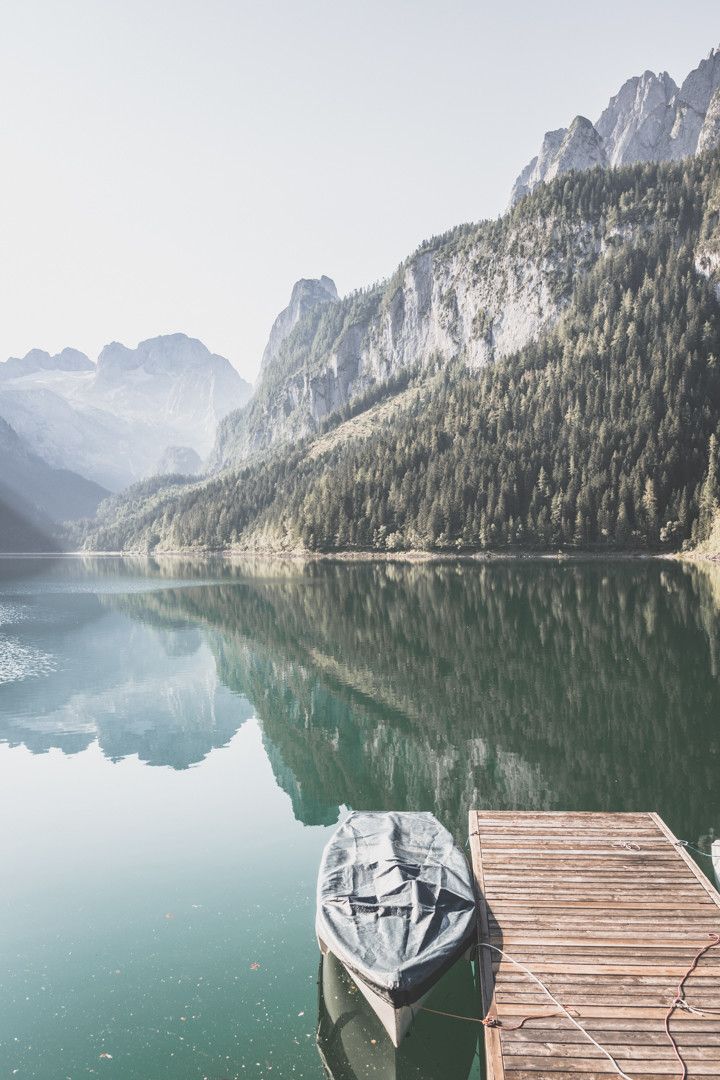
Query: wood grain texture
[{"left": 470, "top": 811, "right": 720, "bottom": 1080}]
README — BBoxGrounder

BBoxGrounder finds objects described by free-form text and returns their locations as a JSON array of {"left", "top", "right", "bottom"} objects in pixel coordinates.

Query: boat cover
[{"left": 316, "top": 811, "right": 476, "bottom": 1005}]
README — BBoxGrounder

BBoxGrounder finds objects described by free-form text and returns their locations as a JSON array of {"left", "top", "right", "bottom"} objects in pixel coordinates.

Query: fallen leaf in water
[
  {"left": 99, "top": 1052, "right": 113, "bottom": 1060},
  {"left": 370, "top": 1040, "right": 377, "bottom": 1046},
  {"left": 297, "top": 1011, "right": 304, "bottom": 1017},
  {"left": 250, "top": 962, "right": 261, "bottom": 970},
  {"left": 164, "top": 913, "right": 174, "bottom": 920}
]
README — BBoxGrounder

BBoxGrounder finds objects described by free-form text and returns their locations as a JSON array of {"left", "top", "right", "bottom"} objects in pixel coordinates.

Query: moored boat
[
  {"left": 315, "top": 811, "right": 477, "bottom": 1046},
  {"left": 713, "top": 839, "right": 720, "bottom": 889},
  {"left": 316, "top": 950, "right": 479, "bottom": 1079}
]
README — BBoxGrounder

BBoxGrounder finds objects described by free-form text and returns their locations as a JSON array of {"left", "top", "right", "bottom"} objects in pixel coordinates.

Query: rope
[
  {"left": 418, "top": 1004, "right": 559, "bottom": 1029},
  {"left": 663, "top": 932, "right": 720, "bottom": 1079},
  {"left": 471, "top": 934, "right": 720, "bottom": 1080},
  {"left": 477, "top": 942, "right": 637, "bottom": 1080},
  {"left": 675, "top": 839, "right": 716, "bottom": 860}
]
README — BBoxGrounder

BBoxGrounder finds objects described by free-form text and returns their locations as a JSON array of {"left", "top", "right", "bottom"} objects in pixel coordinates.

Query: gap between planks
[{"left": 469, "top": 810, "right": 720, "bottom": 1080}]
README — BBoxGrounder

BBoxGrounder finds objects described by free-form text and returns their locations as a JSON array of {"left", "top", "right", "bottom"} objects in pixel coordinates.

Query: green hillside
[{"left": 83, "top": 152, "right": 720, "bottom": 554}]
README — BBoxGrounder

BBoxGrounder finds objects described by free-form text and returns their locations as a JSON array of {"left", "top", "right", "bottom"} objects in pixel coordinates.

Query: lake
[{"left": 1, "top": 555, "right": 719, "bottom": 1080}]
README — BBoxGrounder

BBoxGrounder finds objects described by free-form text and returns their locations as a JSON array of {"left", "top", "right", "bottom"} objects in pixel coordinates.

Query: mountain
[
  {"left": 92, "top": 334, "right": 250, "bottom": 447},
  {"left": 0, "top": 334, "right": 252, "bottom": 491},
  {"left": 153, "top": 445, "right": 203, "bottom": 476},
  {"left": 205, "top": 46, "right": 720, "bottom": 481},
  {"left": 0, "top": 416, "right": 109, "bottom": 551},
  {"left": 510, "top": 47, "right": 720, "bottom": 204},
  {"left": 0, "top": 347, "right": 93, "bottom": 381},
  {"left": 699, "top": 87, "right": 720, "bottom": 154},
  {"left": 261, "top": 276, "right": 338, "bottom": 372},
  {"left": 210, "top": 202, "right": 598, "bottom": 469},
  {"left": 83, "top": 151, "right": 720, "bottom": 554}
]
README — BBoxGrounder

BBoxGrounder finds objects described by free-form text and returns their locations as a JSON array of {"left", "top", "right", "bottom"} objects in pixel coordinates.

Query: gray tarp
[{"left": 316, "top": 811, "right": 476, "bottom": 1005}]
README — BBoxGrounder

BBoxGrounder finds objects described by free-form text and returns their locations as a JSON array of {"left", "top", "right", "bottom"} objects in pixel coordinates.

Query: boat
[
  {"left": 315, "top": 811, "right": 477, "bottom": 1047},
  {"left": 316, "top": 950, "right": 479, "bottom": 1079},
  {"left": 713, "top": 839, "right": 720, "bottom": 889}
]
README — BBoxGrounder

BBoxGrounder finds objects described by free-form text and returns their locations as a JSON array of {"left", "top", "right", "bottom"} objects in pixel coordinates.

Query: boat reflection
[{"left": 317, "top": 951, "right": 479, "bottom": 1080}]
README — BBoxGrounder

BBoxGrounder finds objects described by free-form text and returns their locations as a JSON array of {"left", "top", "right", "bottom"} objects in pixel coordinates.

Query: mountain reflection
[{"left": 2, "top": 558, "right": 720, "bottom": 842}]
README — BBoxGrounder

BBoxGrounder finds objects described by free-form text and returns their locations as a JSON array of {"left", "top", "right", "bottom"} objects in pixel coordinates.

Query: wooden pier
[{"left": 469, "top": 811, "right": 720, "bottom": 1079}]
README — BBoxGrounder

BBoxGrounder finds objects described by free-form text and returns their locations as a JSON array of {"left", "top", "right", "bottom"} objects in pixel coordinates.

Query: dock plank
[{"left": 469, "top": 811, "right": 720, "bottom": 1080}]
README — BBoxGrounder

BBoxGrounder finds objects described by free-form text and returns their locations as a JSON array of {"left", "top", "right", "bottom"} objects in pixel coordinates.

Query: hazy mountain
[
  {"left": 91, "top": 334, "right": 251, "bottom": 448},
  {"left": 153, "top": 445, "right": 203, "bottom": 476},
  {"left": 0, "top": 347, "right": 93, "bottom": 381},
  {"left": 0, "top": 334, "right": 252, "bottom": 491},
  {"left": 0, "top": 416, "right": 108, "bottom": 551},
  {"left": 510, "top": 46, "right": 720, "bottom": 203},
  {"left": 0, "top": 487, "right": 59, "bottom": 553}
]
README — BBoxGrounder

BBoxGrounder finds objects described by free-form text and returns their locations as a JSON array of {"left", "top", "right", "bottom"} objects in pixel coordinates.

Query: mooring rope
[
  {"left": 477, "top": 941, "right": 637, "bottom": 1080},
  {"left": 662, "top": 932, "right": 720, "bottom": 1079},
  {"left": 675, "top": 838, "right": 716, "bottom": 860},
  {"left": 420, "top": 934, "right": 720, "bottom": 1080}
]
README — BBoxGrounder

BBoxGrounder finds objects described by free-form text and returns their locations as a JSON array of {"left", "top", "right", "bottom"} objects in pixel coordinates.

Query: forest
[{"left": 84, "top": 152, "right": 720, "bottom": 554}]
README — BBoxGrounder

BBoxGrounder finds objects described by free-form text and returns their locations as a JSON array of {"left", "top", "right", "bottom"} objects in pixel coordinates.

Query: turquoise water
[{"left": 1, "top": 555, "right": 719, "bottom": 1079}]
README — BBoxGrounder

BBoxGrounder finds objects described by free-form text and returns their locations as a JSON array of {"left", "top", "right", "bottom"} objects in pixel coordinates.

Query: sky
[{"left": 0, "top": 1, "right": 718, "bottom": 383}]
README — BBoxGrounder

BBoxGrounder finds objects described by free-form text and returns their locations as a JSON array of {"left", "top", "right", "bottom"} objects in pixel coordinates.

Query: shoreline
[{"left": 0, "top": 547, "right": 693, "bottom": 563}]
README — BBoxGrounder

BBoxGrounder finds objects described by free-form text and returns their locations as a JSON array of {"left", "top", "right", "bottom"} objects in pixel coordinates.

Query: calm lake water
[{"left": 1, "top": 555, "right": 720, "bottom": 1080}]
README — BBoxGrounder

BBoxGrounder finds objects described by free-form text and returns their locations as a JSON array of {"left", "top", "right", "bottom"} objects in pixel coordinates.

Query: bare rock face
[
  {"left": 597, "top": 70, "right": 683, "bottom": 165},
  {"left": 510, "top": 128, "right": 566, "bottom": 205},
  {"left": 211, "top": 205, "right": 608, "bottom": 469},
  {"left": 680, "top": 46, "right": 720, "bottom": 115},
  {"left": 698, "top": 87, "right": 720, "bottom": 153},
  {"left": 548, "top": 117, "right": 607, "bottom": 179},
  {"left": 511, "top": 46, "right": 720, "bottom": 204},
  {"left": 261, "top": 276, "right": 338, "bottom": 372}
]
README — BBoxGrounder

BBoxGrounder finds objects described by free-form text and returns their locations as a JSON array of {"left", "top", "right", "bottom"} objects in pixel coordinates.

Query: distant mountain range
[
  {"left": 6, "top": 43, "right": 720, "bottom": 555},
  {"left": 0, "top": 334, "right": 251, "bottom": 492}
]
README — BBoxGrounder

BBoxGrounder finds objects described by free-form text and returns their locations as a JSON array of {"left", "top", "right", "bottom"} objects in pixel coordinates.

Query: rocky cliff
[
  {"left": 211, "top": 196, "right": 625, "bottom": 468},
  {"left": 260, "top": 276, "right": 338, "bottom": 372},
  {"left": 206, "top": 46, "right": 720, "bottom": 473},
  {"left": 699, "top": 87, "right": 720, "bottom": 155},
  {"left": 511, "top": 46, "right": 720, "bottom": 204}
]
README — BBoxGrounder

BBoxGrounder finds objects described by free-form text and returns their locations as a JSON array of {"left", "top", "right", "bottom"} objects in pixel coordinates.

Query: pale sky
[{"left": 0, "top": 1, "right": 718, "bottom": 383}]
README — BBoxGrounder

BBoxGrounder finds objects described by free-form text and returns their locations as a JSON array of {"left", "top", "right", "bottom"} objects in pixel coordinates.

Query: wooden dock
[{"left": 469, "top": 811, "right": 720, "bottom": 1079}]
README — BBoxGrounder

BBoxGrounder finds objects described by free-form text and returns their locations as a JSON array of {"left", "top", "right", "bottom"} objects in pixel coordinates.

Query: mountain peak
[
  {"left": 261, "top": 276, "right": 339, "bottom": 372},
  {"left": 0, "top": 347, "right": 93, "bottom": 381},
  {"left": 96, "top": 333, "right": 245, "bottom": 381},
  {"left": 511, "top": 42, "right": 720, "bottom": 203},
  {"left": 288, "top": 276, "right": 338, "bottom": 307},
  {"left": 510, "top": 118, "right": 604, "bottom": 204}
]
